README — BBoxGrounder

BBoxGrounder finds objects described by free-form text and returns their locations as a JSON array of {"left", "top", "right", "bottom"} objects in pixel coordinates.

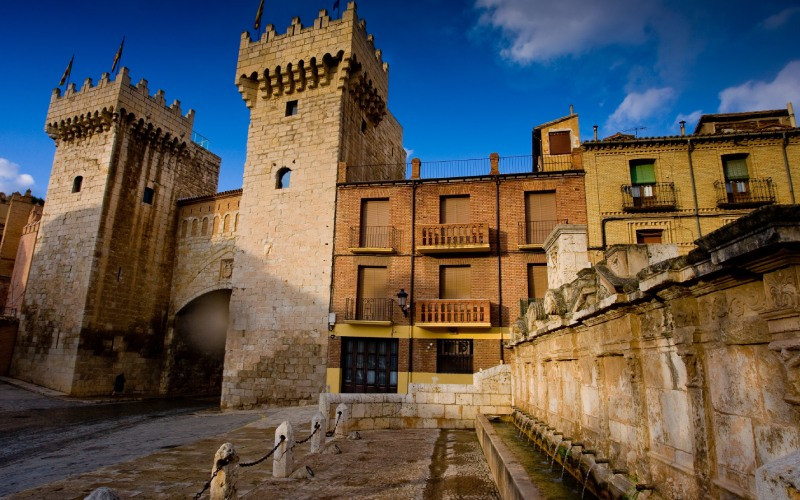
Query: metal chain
[
  {"left": 193, "top": 460, "right": 227, "bottom": 500},
  {"left": 291, "top": 422, "right": 321, "bottom": 450},
  {"left": 239, "top": 435, "right": 286, "bottom": 468},
  {"left": 326, "top": 411, "right": 342, "bottom": 437}
]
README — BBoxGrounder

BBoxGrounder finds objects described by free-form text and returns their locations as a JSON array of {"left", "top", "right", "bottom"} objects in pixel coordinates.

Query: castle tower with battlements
[
  {"left": 224, "top": 2, "right": 404, "bottom": 407},
  {"left": 10, "top": 68, "right": 221, "bottom": 395}
]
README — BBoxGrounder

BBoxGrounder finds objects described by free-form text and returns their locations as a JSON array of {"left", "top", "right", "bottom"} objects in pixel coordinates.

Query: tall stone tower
[
  {"left": 11, "top": 69, "right": 220, "bottom": 395},
  {"left": 225, "top": 2, "right": 404, "bottom": 407}
]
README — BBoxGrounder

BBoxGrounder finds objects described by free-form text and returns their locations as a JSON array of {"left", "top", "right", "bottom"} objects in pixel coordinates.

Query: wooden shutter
[
  {"left": 439, "top": 265, "right": 471, "bottom": 299},
  {"left": 636, "top": 230, "right": 663, "bottom": 244},
  {"left": 723, "top": 157, "right": 749, "bottom": 180},
  {"left": 357, "top": 266, "right": 387, "bottom": 299},
  {"left": 527, "top": 264, "right": 548, "bottom": 299},
  {"left": 360, "top": 199, "right": 389, "bottom": 247},
  {"left": 525, "top": 192, "right": 556, "bottom": 222},
  {"left": 548, "top": 131, "right": 571, "bottom": 155},
  {"left": 630, "top": 161, "right": 656, "bottom": 185},
  {"left": 440, "top": 196, "right": 470, "bottom": 224}
]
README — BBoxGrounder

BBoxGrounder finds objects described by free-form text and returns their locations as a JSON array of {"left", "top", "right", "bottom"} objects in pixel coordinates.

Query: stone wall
[
  {"left": 4, "top": 207, "right": 41, "bottom": 314},
  {"left": 319, "top": 364, "right": 512, "bottom": 430},
  {"left": 509, "top": 205, "right": 800, "bottom": 498}
]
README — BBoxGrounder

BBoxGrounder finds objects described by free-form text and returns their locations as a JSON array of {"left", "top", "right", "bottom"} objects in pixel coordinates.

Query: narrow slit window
[
  {"left": 276, "top": 167, "right": 291, "bottom": 189},
  {"left": 72, "top": 176, "right": 83, "bottom": 193},
  {"left": 361, "top": 119, "right": 367, "bottom": 133},
  {"left": 143, "top": 187, "right": 155, "bottom": 205},
  {"left": 285, "top": 100, "right": 298, "bottom": 116}
]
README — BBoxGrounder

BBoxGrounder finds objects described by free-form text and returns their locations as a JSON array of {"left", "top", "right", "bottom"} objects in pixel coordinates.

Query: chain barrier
[
  {"left": 326, "top": 411, "right": 343, "bottom": 437},
  {"left": 291, "top": 422, "right": 321, "bottom": 450},
  {"left": 193, "top": 459, "right": 228, "bottom": 500},
  {"left": 240, "top": 435, "right": 286, "bottom": 468}
]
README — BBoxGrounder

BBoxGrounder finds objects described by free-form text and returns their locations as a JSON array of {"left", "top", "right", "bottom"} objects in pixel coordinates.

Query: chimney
[
  {"left": 789, "top": 102, "right": 797, "bottom": 127},
  {"left": 679, "top": 120, "right": 686, "bottom": 136},
  {"left": 592, "top": 125, "right": 598, "bottom": 141},
  {"left": 569, "top": 104, "right": 574, "bottom": 115}
]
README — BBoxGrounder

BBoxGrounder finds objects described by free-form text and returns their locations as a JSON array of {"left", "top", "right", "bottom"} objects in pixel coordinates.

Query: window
[
  {"left": 356, "top": 266, "right": 389, "bottom": 321},
  {"left": 628, "top": 160, "right": 656, "bottom": 204},
  {"left": 276, "top": 167, "right": 291, "bottom": 189},
  {"left": 527, "top": 264, "right": 548, "bottom": 299},
  {"left": 285, "top": 100, "right": 298, "bottom": 116},
  {"left": 437, "top": 339, "right": 473, "bottom": 374},
  {"left": 440, "top": 265, "right": 471, "bottom": 299},
  {"left": 341, "top": 338, "right": 398, "bottom": 393},
  {"left": 201, "top": 218, "right": 209, "bottom": 235},
  {"left": 440, "top": 195, "right": 470, "bottom": 224},
  {"left": 524, "top": 191, "right": 557, "bottom": 244},
  {"left": 636, "top": 229, "right": 663, "bottom": 244},
  {"left": 360, "top": 199, "right": 390, "bottom": 248},
  {"left": 143, "top": 187, "right": 155, "bottom": 205},
  {"left": 72, "top": 176, "right": 83, "bottom": 193},
  {"left": 191, "top": 219, "right": 198, "bottom": 236},
  {"left": 361, "top": 119, "right": 367, "bottom": 133},
  {"left": 723, "top": 154, "right": 750, "bottom": 200},
  {"left": 548, "top": 130, "right": 571, "bottom": 155}
]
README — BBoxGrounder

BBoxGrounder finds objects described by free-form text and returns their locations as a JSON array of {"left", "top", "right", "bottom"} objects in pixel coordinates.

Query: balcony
[
  {"left": 414, "top": 299, "right": 492, "bottom": 328},
  {"left": 714, "top": 178, "right": 776, "bottom": 208},
  {"left": 621, "top": 183, "right": 677, "bottom": 212},
  {"left": 518, "top": 219, "right": 566, "bottom": 249},
  {"left": 349, "top": 226, "right": 397, "bottom": 253},
  {"left": 344, "top": 298, "right": 395, "bottom": 325},
  {"left": 417, "top": 223, "right": 490, "bottom": 254}
]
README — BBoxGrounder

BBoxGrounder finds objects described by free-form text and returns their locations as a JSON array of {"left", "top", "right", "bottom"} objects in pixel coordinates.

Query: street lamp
[{"left": 396, "top": 289, "right": 409, "bottom": 317}]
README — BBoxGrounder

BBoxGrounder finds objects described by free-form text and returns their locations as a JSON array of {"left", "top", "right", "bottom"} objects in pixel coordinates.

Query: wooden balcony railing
[
  {"left": 518, "top": 219, "right": 566, "bottom": 248},
  {"left": 621, "top": 183, "right": 676, "bottom": 212},
  {"left": 417, "top": 222, "right": 490, "bottom": 253},
  {"left": 414, "top": 299, "right": 491, "bottom": 327},
  {"left": 714, "top": 178, "right": 776, "bottom": 207},
  {"left": 344, "top": 298, "right": 395, "bottom": 324},
  {"left": 349, "top": 226, "right": 397, "bottom": 253}
]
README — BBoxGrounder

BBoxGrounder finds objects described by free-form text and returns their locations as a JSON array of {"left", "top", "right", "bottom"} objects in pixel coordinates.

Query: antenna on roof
[{"left": 623, "top": 126, "right": 647, "bottom": 138}]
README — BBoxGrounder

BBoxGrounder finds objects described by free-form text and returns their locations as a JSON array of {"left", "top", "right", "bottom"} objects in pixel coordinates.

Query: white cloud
[
  {"left": 674, "top": 110, "right": 703, "bottom": 132},
  {"left": 718, "top": 60, "right": 800, "bottom": 113},
  {"left": 761, "top": 7, "right": 800, "bottom": 30},
  {"left": 404, "top": 147, "right": 414, "bottom": 159},
  {"left": 474, "top": 0, "right": 662, "bottom": 64},
  {"left": 605, "top": 87, "right": 676, "bottom": 133},
  {"left": 0, "top": 158, "right": 35, "bottom": 194}
]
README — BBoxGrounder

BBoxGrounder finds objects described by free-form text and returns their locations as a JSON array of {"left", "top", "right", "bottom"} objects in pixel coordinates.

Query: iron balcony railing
[
  {"left": 518, "top": 219, "right": 567, "bottom": 246},
  {"left": 345, "top": 298, "right": 395, "bottom": 322},
  {"left": 417, "top": 222, "right": 490, "bottom": 252},
  {"left": 349, "top": 226, "right": 397, "bottom": 250},
  {"left": 414, "top": 299, "right": 491, "bottom": 327},
  {"left": 714, "top": 178, "right": 776, "bottom": 207},
  {"left": 621, "top": 183, "right": 677, "bottom": 212}
]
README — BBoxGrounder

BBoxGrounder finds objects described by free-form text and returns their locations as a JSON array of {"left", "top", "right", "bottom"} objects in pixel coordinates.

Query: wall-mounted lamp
[
  {"left": 397, "top": 289, "right": 409, "bottom": 317},
  {"left": 328, "top": 312, "right": 336, "bottom": 331}
]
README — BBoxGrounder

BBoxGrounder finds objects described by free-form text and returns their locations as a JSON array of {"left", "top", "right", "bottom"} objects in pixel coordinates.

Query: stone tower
[
  {"left": 10, "top": 69, "right": 220, "bottom": 395},
  {"left": 225, "top": 2, "right": 404, "bottom": 407}
]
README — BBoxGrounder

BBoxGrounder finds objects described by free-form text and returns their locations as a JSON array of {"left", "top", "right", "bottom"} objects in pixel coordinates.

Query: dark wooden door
[{"left": 341, "top": 338, "right": 398, "bottom": 393}]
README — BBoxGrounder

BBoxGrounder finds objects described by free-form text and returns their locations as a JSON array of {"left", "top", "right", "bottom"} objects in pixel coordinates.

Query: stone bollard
[
  {"left": 84, "top": 487, "right": 121, "bottom": 500},
  {"left": 311, "top": 411, "right": 327, "bottom": 453},
  {"left": 272, "top": 421, "right": 294, "bottom": 478},
  {"left": 210, "top": 443, "right": 239, "bottom": 500},
  {"left": 334, "top": 403, "right": 350, "bottom": 438}
]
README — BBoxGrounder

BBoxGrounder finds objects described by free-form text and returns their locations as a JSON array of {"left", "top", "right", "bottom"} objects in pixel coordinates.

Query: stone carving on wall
[
  {"left": 219, "top": 259, "right": 234, "bottom": 280},
  {"left": 765, "top": 269, "right": 799, "bottom": 310}
]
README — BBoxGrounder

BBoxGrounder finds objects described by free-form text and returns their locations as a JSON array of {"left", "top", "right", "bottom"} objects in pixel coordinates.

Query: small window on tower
[
  {"left": 72, "top": 176, "right": 83, "bottom": 193},
  {"left": 285, "top": 100, "right": 298, "bottom": 116},
  {"left": 276, "top": 167, "right": 291, "bottom": 189},
  {"left": 361, "top": 119, "right": 367, "bottom": 133},
  {"left": 143, "top": 187, "right": 155, "bottom": 205}
]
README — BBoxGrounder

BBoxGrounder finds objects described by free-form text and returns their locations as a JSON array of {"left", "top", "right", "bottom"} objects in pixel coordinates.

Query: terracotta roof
[{"left": 177, "top": 188, "right": 243, "bottom": 205}]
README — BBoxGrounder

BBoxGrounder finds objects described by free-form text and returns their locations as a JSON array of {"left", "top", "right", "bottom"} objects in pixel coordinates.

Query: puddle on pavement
[{"left": 492, "top": 421, "right": 589, "bottom": 499}]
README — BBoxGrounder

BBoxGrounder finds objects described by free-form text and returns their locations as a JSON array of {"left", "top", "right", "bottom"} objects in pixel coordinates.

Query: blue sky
[{"left": 0, "top": 0, "right": 798, "bottom": 197}]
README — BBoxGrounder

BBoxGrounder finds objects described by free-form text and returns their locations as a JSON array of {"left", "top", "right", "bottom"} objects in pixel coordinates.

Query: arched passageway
[{"left": 166, "top": 289, "right": 231, "bottom": 395}]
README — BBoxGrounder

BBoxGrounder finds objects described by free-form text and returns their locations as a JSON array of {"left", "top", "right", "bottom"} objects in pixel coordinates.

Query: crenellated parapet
[
  {"left": 45, "top": 67, "right": 197, "bottom": 147},
  {"left": 236, "top": 1, "right": 390, "bottom": 116}
]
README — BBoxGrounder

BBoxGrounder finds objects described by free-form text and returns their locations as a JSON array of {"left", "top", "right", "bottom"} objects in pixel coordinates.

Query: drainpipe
[
  {"left": 782, "top": 132, "right": 796, "bottom": 204},
  {"left": 495, "top": 177, "right": 504, "bottom": 362},
  {"left": 686, "top": 138, "right": 702, "bottom": 238}
]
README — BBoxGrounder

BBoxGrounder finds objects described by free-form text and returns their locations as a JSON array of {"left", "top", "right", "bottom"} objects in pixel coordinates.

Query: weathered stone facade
[
  {"left": 508, "top": 205, "right": 800, "bottom": 498},
  {"left": 10, "top": 68, "right": 220, "bottom": 395}
]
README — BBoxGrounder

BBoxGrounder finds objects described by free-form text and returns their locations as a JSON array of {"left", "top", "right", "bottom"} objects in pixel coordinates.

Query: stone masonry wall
[
  {"left": 224, "top": 3, "right": 404, "bottom": 407},
  {"left": 509, "top": 206, "right": 800, "bottom": 499},
  {"left": 319, "top": 364, "right": 512, "bottom": 430}
]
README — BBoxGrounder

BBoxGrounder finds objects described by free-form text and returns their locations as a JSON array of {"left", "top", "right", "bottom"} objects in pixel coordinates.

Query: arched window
[
  {"left": 72, "top": 176, "right": 83, "bottom": 193},
  {"left": 191, "top": 219, "right": 198, "bottom": 236},
  {"left": 201, "top": 217, "right": 209, "bottom": 236},
  {"left": 212, "top": 216, "right": 220, "bottom": 235},
  {"left": 276, "top": 167, "right": 291, "bottom": 189},
  {"left": 234, "top": 213, "right": 240, "bottom": 232},
  {"left": 180, "top": 220, "right": 188, "bottom": 238},
  {"left": 223, "top": 213, "right": 231, "bottom": 232}
]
